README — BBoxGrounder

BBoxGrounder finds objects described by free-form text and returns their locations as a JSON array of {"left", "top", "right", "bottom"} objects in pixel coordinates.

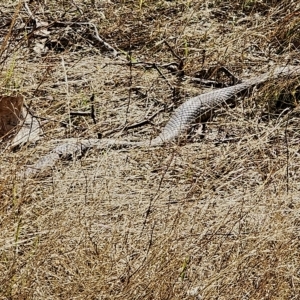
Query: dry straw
[{"left": 0, "top": 0, "right": 300, "bottom": 299}]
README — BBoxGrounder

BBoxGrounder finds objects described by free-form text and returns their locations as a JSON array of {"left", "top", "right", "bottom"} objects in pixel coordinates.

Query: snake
[{"left": 20, "top": 65, "right": 300, "bottom": 178}]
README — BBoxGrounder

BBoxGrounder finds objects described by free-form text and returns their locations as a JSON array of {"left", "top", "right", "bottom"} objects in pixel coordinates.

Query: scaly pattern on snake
[{"left": 21, "top": 65, "right": 300, "bottom": 178}]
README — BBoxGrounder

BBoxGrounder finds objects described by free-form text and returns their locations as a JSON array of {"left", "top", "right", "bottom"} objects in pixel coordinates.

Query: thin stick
[
  {"left": 102, "top": 108, "right": 164, "bottom": 137},
  {"left": 284, "top": 118, "right": 290, "bottom": 194},
  {"left": 52, "top": 21, "right": 119, "bottom": 56},
  {"left": 90, "top": 94, "right": 97, "bottom": 125},
  {"left": 61, "top": 56, "right": 71, "bottom": 132},
  {"left": 0, "top": 0, "right": 22, "bottom": 62}
]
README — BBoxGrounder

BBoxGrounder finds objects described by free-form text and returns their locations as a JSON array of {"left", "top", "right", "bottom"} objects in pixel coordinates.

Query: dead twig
[
  {"left": 71, "top": 94, "right": 97, "bottom": 124},
  {"left": 90, "top": 94, "right": 97, "bottom": 125},
  {"left": 105, "top": 61, "right": 179, "bottom": 73},
  {"left": 102, "top": 108, "right": 165, "bottom": 138},
  {"left": 0, "top": 0, "right": 22, "bottom": 64},
  {"left": 51, "top": 21, "right": 119, "bottom": 56},
  {"left": 70, "top": 111, "right": 91, "bottom": 116}
]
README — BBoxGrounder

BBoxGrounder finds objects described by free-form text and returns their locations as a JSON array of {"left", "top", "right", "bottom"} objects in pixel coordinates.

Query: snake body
[{"left": 22, "top": 65, "right": 300, "bottom": 178}]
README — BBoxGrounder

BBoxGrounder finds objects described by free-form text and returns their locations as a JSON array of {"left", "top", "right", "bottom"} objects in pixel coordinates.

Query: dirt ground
[{"left": 1, "top": 0, "right": 300, "bottom": 299}]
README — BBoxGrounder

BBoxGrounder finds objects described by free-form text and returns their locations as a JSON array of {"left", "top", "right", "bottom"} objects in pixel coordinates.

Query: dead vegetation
[{"left": 0, "top": 0, "right": 300, "bottom": 299}]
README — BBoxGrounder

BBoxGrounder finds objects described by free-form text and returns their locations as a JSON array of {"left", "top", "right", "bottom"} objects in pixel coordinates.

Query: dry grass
[{"left": 1, "top": 0, "right": 300, "bottom": 299}]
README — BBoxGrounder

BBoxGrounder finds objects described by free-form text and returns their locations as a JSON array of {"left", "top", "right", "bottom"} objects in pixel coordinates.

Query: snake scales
[{"left": 21, "top": 65, "right": 300, "bottom": 178}]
